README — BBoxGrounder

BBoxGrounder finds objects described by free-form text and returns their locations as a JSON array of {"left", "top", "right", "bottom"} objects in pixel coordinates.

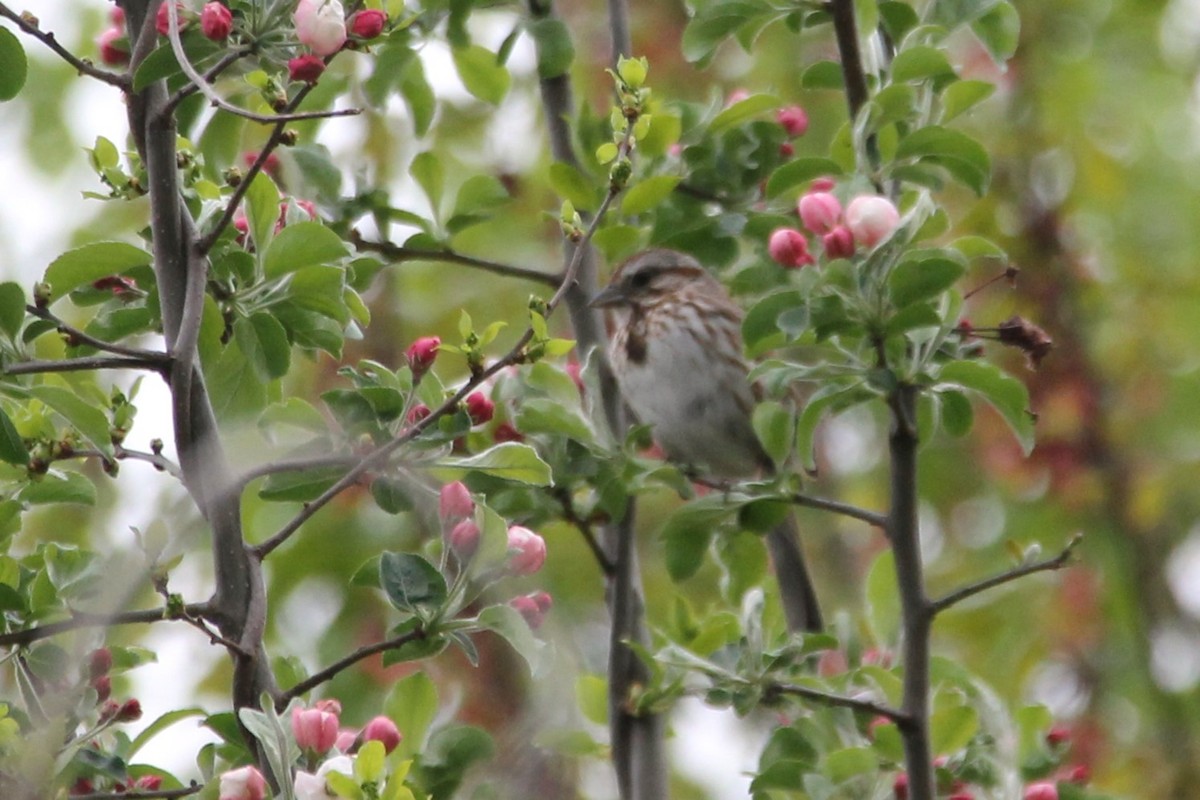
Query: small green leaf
[
  {"left": 879, "top": 1, "right": 920, "bottom": 41},
  {"left": 452, "top": 174, "right": 510, "bottom": 219},
  {"left": 942, "top": 80, "right": 996, "bottom": 122},
  {"left": 435, "top": 443, "right": 553, "bottom": 486},
  {"left": 233, "top": 313, "right": 291, "bottom": 380},
  {"left": 478, "top": 603, "right": 542, "bottom": 674},
  {"left": 263, "top": 221, "right": 349, "bottom": 279},
  {"left": 824, "top": 746, "right": 877, "bottom": 783},
  {"left": 244, "top": 173, "right": 281, "bottom": 257},
  {"left": 752, "top": 401, "right": 792, "bottom": 465},
  {"left": 866, "top": 549, "right": 900, "bottom": 644},
  {"left": 801, "top": 60, "right": 844, "bottom": 90},
  {"left": 940, "top": 389, "right": 973, "bottom": 437},
  {"left": 0, "top": 407, "right": 28, "bottom": 466},
  {"left": 743, "top": 290, "right": 806, "bottom": 356},
  {"left": 379, "top": 551, "right": 447, "bottom": 612},
  {"left": 356, "top": 740, "right": 386, "bottom": 783},
  {"left": 400, "top": 54, "right": 436, "bottom": 136},
  {"left": 20, "top": 472, "right": 96, "bottom": 506},
  {"left": 951, "top": 234, "right": 1007, "bottom": 262},
  {"left": 371, "top": 476, "right": 414, "bottom": 514},
  {"left": 386, "top": 671, "right": 438, "bottom": 760},
  {"left": 0, "top": 282, "right": 24, "bottom": 339},
  {"left": 885, "top": 303, "right": 941, "bottom": 336},
  {"left": 0, "top": 28, "right": 27, "bottom": 102},
  {"left": 890, "top": 45, "right": 957, "bottom": 85},
  {"left": 44, "top": 242, "right": 152, "bottom": 299},
  {"left": 258, "top": 467, "right": 343, "bottom": 502},
  {"left": 681, "top": 2, "right": 764, "bottom": 63},
  {"left": 549, "top": 162, "right": 600, "bottom": 212},
  {"left": 410, "top": 151, "right": 444, "bottom": 215},
  {"left": 895, "top": 126, "right": 990, "bottom": 195},
  {"left": 931, "top": 705, "right": 979, "bottom": 755},
  {"left": 28, "top": 386, "right": 114, "bottom": 459},
  {"left": 621, "top": 175, "right": 681, "bottom": 216},
  {"left": 575, "top": 675, "right": 608, "bottom": 726},
  {"left": 888, "top": 257, "right": 966, "bottom": 308},
  {"left": 287, "top": 266, "right": 349, "bottom": 324},
  {"left": 795, "top": 385, "right": 873, "bottom": 471},
  {"left": 661, "top": 501, "right": 734, "bottom": 581},
  {"left": 451, "top": 44, "right": 511, "bottom": 105},
  {"left": 765, "top": 158, "right": 844, "bottom": 199},
  {"left": 939, "top": 361, "right": 1035, "bottom": 453},
  {"left": 972, "top": 0, "right": 1020, "bottom": 64},
  {"left": 528, "top": 18, "right": 575, "bottom": 78},
  {"left": 513, "top": 398, "right": 592, "bottom": 442},
  {"left": 709, "top": 93, "right": 780, "bottom": 135}
]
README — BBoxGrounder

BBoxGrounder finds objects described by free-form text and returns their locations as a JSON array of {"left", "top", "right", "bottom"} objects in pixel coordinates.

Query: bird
[{"left": 591, "top": 247, "right": 822, "bottom": 633}]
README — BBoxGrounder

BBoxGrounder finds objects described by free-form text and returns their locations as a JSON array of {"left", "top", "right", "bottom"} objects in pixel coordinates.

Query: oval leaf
[
  {"left": 436, "top": 443, "right": 552, "bottom": 486},
  {"left": 0, "top": 407, "right": 28, "bottom": 466},
  {"left": 44, "top": 243, "right": 153, "bottom": 300},
  {"left": 0, "top": 28, "right": 27, "bottom": 102},
  {"left": 379, "top": 552, "right": 447, "bottom": 612},
  {"left": 938, "top": 360, "right": 1034, "bottom": 454},
  {"left": 888, "top": 257, "right": 965, "bottom": 309},
  {"left": 621, "top": 175, "right": 681, "bottom": 216},
  {"left": 263, "top": 221, "right": 349, "bottom": 279},
  {"left": 29, "top": 386, "right": 114, "bottom": 459},
  {"left": 451, "top": 44, "right": 511, "bottom": 105}
]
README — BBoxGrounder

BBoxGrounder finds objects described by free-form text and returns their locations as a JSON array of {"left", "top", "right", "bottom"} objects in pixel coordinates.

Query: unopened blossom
[
  {"left": 845, "top": 194, "right": 900, "bottom": 248},
  {"left": 294, "top": 0, "right": 347, "bottom": 56},
  {"left": 506, "top": 526, "right": 546, "bottom": 575}
]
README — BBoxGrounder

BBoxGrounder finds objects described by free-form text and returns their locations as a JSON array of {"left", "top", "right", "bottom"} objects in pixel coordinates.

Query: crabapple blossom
[
  {"left": 798, "top": 191, "right": 842, "bottom": 235},
  {"left": 294, "top": 0, "right": 347, "bottom": 56},
  {"left": 506, "top": 526, "right": 547, "bottom": 575},
  {"left": 218, "top": 766, "right": 267, "bottom": 800},
  {"left": 845, "top": 194, "right": 901, "bottom": 248},
  {"left": 768, "top": 228, "right": 815, "bottom": 269}
]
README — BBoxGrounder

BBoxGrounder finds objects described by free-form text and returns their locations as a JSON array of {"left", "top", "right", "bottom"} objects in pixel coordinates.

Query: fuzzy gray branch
[
  {"left": 351, "top": 234, "right": 561, "bottom": 287},
  {"left": 0, "top": 3, "right": 129, "bottom": 87}
]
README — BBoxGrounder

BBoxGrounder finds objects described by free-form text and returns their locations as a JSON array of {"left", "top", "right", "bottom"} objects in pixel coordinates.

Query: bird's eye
[{"left": 629, "top": 269, "right": 654, "bottom": 289}]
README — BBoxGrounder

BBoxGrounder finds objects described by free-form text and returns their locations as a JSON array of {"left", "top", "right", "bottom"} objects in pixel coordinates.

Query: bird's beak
[{"left": 589, "top": 284, "right": 626, "bottom": 309}]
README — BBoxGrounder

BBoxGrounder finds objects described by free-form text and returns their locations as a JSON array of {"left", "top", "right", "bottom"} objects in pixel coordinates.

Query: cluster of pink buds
[
  {"left": 510, "top": 590, "right": 553, "bottom": 629},
  {"left": 776, "top": 104, "right": 808, "bottom": 157},
  {"left": 440, "top": 480, "right": 480, "bottom": 561},
  {"left": 768, "top": 181, "right": 901, "bottom": 268}
]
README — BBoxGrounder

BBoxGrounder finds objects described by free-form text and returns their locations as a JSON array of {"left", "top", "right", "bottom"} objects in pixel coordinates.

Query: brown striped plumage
[{"left": 592, "top": 248, "right": 823, "bottom": 632}]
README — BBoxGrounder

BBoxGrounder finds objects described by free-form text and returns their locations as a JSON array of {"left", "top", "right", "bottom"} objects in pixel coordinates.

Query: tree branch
[
  {"left": 3, "top": 354, "right": 168, "bottom": 376},
  {"left": 25, "top": 304, "right": 172, "bottom": 363},
  {"left": 931, "top": 534, "right": 1083, "bottom": 616},
  {"left": 0, "top": 3, "right": 129, "bottom": 88},
  {"left": 551, "top": 486, "right": 615, "bottom": 576},
  {"left": 72, "top": 784, "right": 202, "bottom": 800},
  {"left": 827, "top": 0, "right": 871, "bottom": 124},
  {"left": 767, "top": 681, "right": 909, "bottom": 723},
  {"left": 0, "top": 603, "right": 210, "bottom": 648},
  {"left": 161, "top": 45, "right": 255, "bottom": 117},
  {"left": 236, "top": 453, "right": 362, "bottom": 492},
  {"left": 351, "top": 233, "right": 560, "bottom": 287},
  {"left": 277, "top": 626, "right": 427, "bottom": 707},
  {"left": 790, "top": 491, "right": 888, "bottom": 528}
]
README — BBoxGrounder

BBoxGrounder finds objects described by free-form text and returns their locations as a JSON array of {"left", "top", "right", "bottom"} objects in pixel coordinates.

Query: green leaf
[
  {"left": 942, "top": 80, "right": 996, "bottom": 122},
  {"left": 452, "top": 174, "right": 510, "bottom": 219},
  {"left": 478, "top": 603, "right": 542, "bottom": 674},
  {"left": 233, "top": 313, "right": 291, "bottom": 380},
  {"left": 752, "top": 401, "right": 792, "bottom": 465},
  {"left": 681, "top": 2, "right": 766, "bottom": 63},
  {"left": 287, "top": 266, "right": 349, "bottom": 324},
  {"left": 765, "top": 158, "right": 844, "bottom": 199},
  {"left": 0, "top": 407, "right": 28, "bottom": 466},
  {"left": 895, "top": 126, "right": 990, "bottom": 195},
  {"left": 371, "top": 476, "right": 414, "bottom": 514},
  {"left": 549, "top": 162, "right": 600, "bottom": 212},
  {"left": 879, "top": 1, "right": 920, "bottom": 40},
  {"left": 528, "top": 17, "right": 575, "bottom": 78},
  {"left": 513, "top": 397, "right": 592, "bottom": 442},
  {"left": 0, "top": 28, "right": 27, "bottom": 102},
  {"left": 451, "top": 44, "right": 511, "bottom": 105},
  {"left": 206, "top": 342, "right": 269, "bottom": 422},
  {"left": 940, "top": 389, "right": 973, "bottom": 437},
  {"left": 379, "top": 551, "right": 447, "bottom": 612},
  {"left": 128, "top": 708, "right": 207, "bottom": 759},
  {"left": 931, "top": 705, "right": 979, "bottom": 755},
  {"left": 890, "top": 45, "right": 957, "bottom": 85},
  {"left": 435, "top": 443, "right": 553, "bottom": 486},
  {"left": 20, "top": 472, "right": 96, "bottom": 505},
  {"left": 824, "top": 747, "right": 877, "bottom": 783},
  {"left": 28, "top": 385, "right": 114, "bottom": 459},
  {"left": 743, "top": 290, "right": 806, "bottom": 356},
  {"left": 866, "top": 549, "right": 900, "bottom": 644},
  {"left": 661, "top": 502, "right": 733, "bottom": 581},
  {"left": 44, "top": 242, "right": 153, "bottom": 299},
  {"left": 972, "top": 0, "right": 1020, "bottom": 63},
  {"left": 885, "top": 303, "right": 941, "bottom": 336},
  {"left": 356, "top": 740, "right": 386, "bottom": 784},
  {"left": 709, "top": 93, "right": 780, "bottom": 135},
  {"left": 938, "top": 361, "right": 1035, "bottom": 453},
  {"left": 888, "top": 257, "right": 966, "bottom": 308},
  {"left": 258, "top": 467, "right": 343, "bottom": 502},
  {"left": 621, "top": 175, "right": 681, "bottom": 216},
  {"left": 400, "top": 55, "right": 436, "bottom": 137},
  {"left": 795, "top": 385, "right": 873, "bottom": 471},
  {"left": 244, "top": 173, "right": 281, "bottom": 257},
  {"left": 0, "top": 283, "right": 22, "bottom": 342},
  {"left": 575, "top": 675, "right": 608, "bottom": 726},
  {"left": 386, "top": 671, "right": 439, "bottom": 761},
  {"left": 410, "top": 151, "right": 444, "bottom": 215},
  {"left": 801, "top": 60, "right": 845, "bottom": 89},
  {"left": 263, "top": 221, "right": 349, "bottom": 279}
]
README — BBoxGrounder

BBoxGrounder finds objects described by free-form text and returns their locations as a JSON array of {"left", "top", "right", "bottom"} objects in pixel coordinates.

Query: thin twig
[
  {"left": 0, "top": 3, "right": 129, "bottom": 88},
  {"left": 161, "top": 46, "right": 255, "bottom": 117},
  {"left": 351, "top": 233, "right": 560, "bottom": 287},
  {"left": 116, "top": 444, "right": 182, "bottom": 478},
  {"left": 236, "top": 453, "right": 363, "bottom": 491},
  {"left": 72, "top": 783, "right": 202, "bottom": 800},
  {"left": 767, "top": 681, "right": 909, "bottom": 723},
  {"left": 25, "top": 304, "right": 172, "bottom": 363},
  {"left": 4, "top": 354, "right": 167, "bottom": 376},
  {"left": 278, "top": 627, "right": 427, "bottom": 706},
  {"left": 0, "top": 603, "right": 210, "bottom": 648},
  {"left": 690, "top": 476, "right": 887, "bottom": 529},
  {"left": 163, "top": 2, "right": 359, "bottom": 125},
  {"left": 551, "top": 487, "right": 615, "bottom": 576},
  {"left": 931, "top": 534, "right": 1083, "bottom": 616}
]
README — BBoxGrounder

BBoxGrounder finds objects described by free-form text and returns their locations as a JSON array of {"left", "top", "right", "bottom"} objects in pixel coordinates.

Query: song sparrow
[{"left": 591, "top": 248, "right": 822, "bottom": 632}]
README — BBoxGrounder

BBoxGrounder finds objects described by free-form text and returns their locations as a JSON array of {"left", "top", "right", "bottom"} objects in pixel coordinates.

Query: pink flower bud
[
  {"left": 99, "top": 700, "right": 121, "bottom": 722},
  {"left": 110, "top": 6, "right": 125, "bottom": 25},
  {"left": 447, "top": 520, "right": 481, "bottom": 561},
  {"left": 493, "top": 421, "right": 523, "bottom": 443},
  {"left": 406, "top": 404, "right": 431, "bottom": 425},
  {"left": 362, "top": 715, "right": 402, "bottom": 753},
  {"left": 219, "top": 765, "right": 267, "bottom": 800},
  {"left": 1045, "top": 724, "right": 1071, "bottom": 747},
  {"left": 292, "top": 704, "right": 339, "bottom": 754},
  {"left": 465, "top": 391, "right": 495, "bottom": 425},
  {"left": 767, "top": 228, "right": 814, "bottom": 269},
  {"left": 798, "top": 191, "right": 842, "bottom": 235},
  {"left": 810, "top": 177, "right": 836, "bottom": 192},
  {"left": 406, "top": 336, "right": 440, "bottom": 376},
  {"left": 201, "top": 2, "right": 233, "bottom": 41},
  {"left": 1023, "top": 782, "right": 1058, "bottom": 800},
  {"left": 845, "top": 194, "right": 900, "bottom": 248},
  {"left": 243, "top": 150, "right": 282, "bottom": 178},
  {"left": 117, "top": 698, "right": 142, "bottom": 722},
  {"left": 334, "top": 727, "right": 357, "bottom": 752},
  {"left": 1064, "top": 764, "right": 1089, "bottom": 785},
  {"left": 509, "top": 592, "right": 551, "bottom": 629},
  {"left": 439, "top": 481, "right": 474, "bottom": 523},
  {"left": 725, "top": 88, "right": 750, "bottom": 106},
  {"left": 778, "top": 142, "right": 795, "bottom": 158},
  {"left": 315, "top": 698, "right": 341, "bottom": 715},
  {"left": 288, "top": 54, "right": 326, "bottom": 84},
  {"left": 776, "top": 105, "right": 809, "bottom": 137},
  {"left": 88, "top": 647, "right": 113, "bottom": 678},
  {"left": 893, "top": 772, "right": 908, "bottom": 800},
  {"left": 821, "top": 225, "right": 856, "bottom": 259},
  {"left": 506, "top": 526, "right": 546, "bottom": 575},
  {"left": 294, "top": 0, "right": 347, "bottom": 56},
  {"left": 350, "top": 9, "right": 387, "bottom": 39},
  {"left": 96, "top": 28, "right": 129, "bottom": 66},
  {"left": 156, "top": 3, "right": 187, "bottom": 36},
  {"left": 135, "top": 776, "right": 163, "bottom": 791},
  {"left": 565, "top": 361, "right": 585, "bottom": 393}
]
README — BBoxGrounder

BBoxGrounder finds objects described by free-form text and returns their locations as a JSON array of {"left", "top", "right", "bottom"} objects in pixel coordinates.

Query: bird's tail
[{"left": 766, "top": 515, "right": 823, "bottom": 633}]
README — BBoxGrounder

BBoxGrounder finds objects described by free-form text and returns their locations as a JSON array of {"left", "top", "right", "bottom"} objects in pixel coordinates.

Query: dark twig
[
  {"left": 4, "top": 355, "right": 167, "bottom": 376},
  {"left": 25, "top": 304, "right": 171, "bottom": 363},
  {"left": 689, "top": 476, "right": 888, "bottom": 529},
  {"left": 0, "top": 603, "right": 210, "bottom": 648},
  {"left": 551, "top": 487, "right": 615, "bottom": 576},
  {"left": 351, "top": 233, "right": 560, "bottom": 287},
  {"left": 115, "top": 444, "right": 182, "bottom": 478},
  {"left": 827, "top": 0, "right": 871, "bottom": 122},
  {"left": 931, "top": 534, "right": 1082, "bottom": 615},
  {"left": 235, "top": 453, "right": 362, "bottom": 492},
  {"left": 161, "top": 46, "right": 255, "bottom": 117},
  {"left": 71, "top": 783, "right": 202, "bottom": 800},
  {"left": 0, "top": 3, "right": 129, "bottom": 88},
  {"left": 278, "top": 626, "right": 427, "bottom": 706},
  {"left": 767, "top": 681, "right": 909, "bottom": 723}
]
